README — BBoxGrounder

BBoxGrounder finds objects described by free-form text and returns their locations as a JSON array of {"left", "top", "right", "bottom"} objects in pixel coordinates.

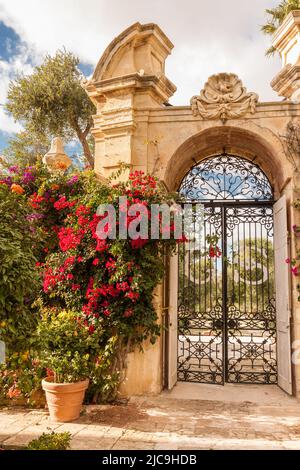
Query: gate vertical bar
[{"left": 222, "top": 206, "right": 228, "bottom": 384}]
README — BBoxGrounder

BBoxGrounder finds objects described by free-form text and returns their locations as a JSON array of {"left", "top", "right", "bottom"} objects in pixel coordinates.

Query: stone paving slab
[{"left": 1, "top": 392, "right": 300, "bottom": 450}]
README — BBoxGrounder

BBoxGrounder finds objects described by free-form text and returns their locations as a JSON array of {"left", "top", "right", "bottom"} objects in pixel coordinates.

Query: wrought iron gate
[{"left": 177, "top": 154, "right": 277, "bottom": 385}]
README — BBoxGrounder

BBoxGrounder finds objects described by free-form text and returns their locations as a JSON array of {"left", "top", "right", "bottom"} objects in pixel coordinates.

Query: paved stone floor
[{"left": 1, "top": 384, "right": 300, "bottom": 450}]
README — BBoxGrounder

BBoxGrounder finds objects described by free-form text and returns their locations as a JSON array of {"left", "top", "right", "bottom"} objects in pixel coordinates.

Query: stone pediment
[
  {"left": 191, "top": 73, "right": 259, "bottom": 123},
  {"left": 85, "top": 22, "right": 177, "bottom": 107},
  {"left": 91, "top": 22, "right": 174, "bottom": 82}
]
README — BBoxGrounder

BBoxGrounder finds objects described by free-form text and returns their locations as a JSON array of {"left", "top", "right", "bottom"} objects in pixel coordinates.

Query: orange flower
[
  {"left": 51, "top": 184, "right": 60, "bottom": 191},
  {"left": 55, "top": 162, "right": 68, "bottom": 170},
  {"left": 7, "top": 385, "right": 21, "bottom": 399},
  {"left": 11, "top": 184, "right": 25, "bottom": 195}
]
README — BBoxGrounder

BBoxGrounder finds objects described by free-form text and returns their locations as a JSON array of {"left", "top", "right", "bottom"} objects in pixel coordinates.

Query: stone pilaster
[{"left": 85, "top": 23, "right": 176, "bottom": 180}]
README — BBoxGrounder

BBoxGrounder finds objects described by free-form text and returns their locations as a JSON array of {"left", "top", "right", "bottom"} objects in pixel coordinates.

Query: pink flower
[
  {"left": 92, "top": 258, "right": 100, "bottom": 266},
  {"left": 286, "top": 258, "right": 291, "bottom": 264},
  {"left": 291, "top": 266, "right": 299, "bottom": 276}
]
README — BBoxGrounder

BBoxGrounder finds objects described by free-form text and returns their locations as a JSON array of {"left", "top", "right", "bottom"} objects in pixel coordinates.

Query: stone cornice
[
  {"left": 131, "top": 101, "right": 300, "bottom": 122},
  {"left": 272, "top": 11, "right": 300, "bottom": 51},
  {"left": 271, "top": 63, "right": 300, "bottom": 99},
  {"left": 86, "top": 73, "right": 177, "bottom": 105}
]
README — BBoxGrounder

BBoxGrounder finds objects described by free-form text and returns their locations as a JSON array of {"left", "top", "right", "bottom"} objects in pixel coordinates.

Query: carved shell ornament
[{"left": 191, "top": 73, "right": 259, "bottom": 123}]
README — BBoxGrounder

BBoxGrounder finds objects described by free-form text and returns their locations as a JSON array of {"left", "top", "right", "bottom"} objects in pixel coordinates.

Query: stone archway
[
  {"left": 166, "top": 131, "right": 293, "bottom": 394},
  {"left": 163, "top": 124, "right": 288, "bottom": 199}
]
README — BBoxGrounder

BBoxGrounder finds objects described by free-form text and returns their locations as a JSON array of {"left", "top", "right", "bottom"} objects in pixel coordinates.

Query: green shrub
[
  {"left": 37, "top": 310, "right": 105, "bottom": 383},
  {"left": 27, "top": 431, "right": 71, "bottom": 450},
  {"left": 0, "top": 185, "right": 39, "bottom": 353}
]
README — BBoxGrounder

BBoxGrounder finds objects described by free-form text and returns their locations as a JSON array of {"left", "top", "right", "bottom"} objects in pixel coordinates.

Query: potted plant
[{"left": 37, "top": 310, "right": 100, "bottom": 422}]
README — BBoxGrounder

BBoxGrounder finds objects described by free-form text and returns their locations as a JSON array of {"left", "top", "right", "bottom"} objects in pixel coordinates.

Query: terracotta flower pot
[{"left": 42, "top": 377, "right": 89, "bottom": 422}]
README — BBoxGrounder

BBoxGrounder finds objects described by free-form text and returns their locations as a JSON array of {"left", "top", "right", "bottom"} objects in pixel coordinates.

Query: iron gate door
[{"left": 177, "top": 154, "right": 277, "bottom": 385}]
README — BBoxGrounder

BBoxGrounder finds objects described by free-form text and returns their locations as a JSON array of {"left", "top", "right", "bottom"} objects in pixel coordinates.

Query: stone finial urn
[
  {"left": 271, "top": 11, "right": 300, "bottom": 101},
  {"left": 43, "top": 137, "right": 72, "bottom": 173}
]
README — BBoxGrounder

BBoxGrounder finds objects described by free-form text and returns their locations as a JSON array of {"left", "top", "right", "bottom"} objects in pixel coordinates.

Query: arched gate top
[{"left": 179, "top": 153, "right": 273, "bottom": 203}]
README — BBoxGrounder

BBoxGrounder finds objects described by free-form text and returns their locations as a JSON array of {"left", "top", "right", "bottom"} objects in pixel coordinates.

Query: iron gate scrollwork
[{"left": 177, "top": 154, "right": 277, "bottom": 385}]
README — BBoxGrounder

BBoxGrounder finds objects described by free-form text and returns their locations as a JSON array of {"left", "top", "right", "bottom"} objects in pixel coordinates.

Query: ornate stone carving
[{"left": 191, "top": 73, "right": 258, "bottom": 123}]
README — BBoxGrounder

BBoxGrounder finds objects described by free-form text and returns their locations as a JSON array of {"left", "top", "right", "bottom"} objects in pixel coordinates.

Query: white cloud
[
  {"left": 0, "top": 42, "right": 35, "bottom": 133},
  {"left": 0, "top": 0, "right": 283, "bottom": 111}
]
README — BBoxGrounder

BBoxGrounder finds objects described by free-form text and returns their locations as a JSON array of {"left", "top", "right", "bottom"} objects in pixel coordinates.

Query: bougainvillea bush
[
  {"left": 40, "top": 171, "right": 178, "bottom": 343},
  {"left": 0, "top": 163, "right": 179, "bottom": 403}
]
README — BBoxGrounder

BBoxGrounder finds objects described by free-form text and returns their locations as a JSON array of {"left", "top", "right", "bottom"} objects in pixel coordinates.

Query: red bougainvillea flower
[
  {"left": 64, "top": 256, "right": 76, "bottom": 267},
  {"left": 130, "top": 238, "right": 148, "bottom": 249},
  {"left": 29, "top": 193, "right": 44, "bottom": 209},
  {"left": 95, "top": 238, "right": 108, "bottom": 252},
  {"left": 105, "top": 259, "right": 116, "bottom": 270},
  {"left": 43, "top": 268, "right": 66, "bottom": 292},
  {"left": 78, "top": 215, "right": 90, "bottom": 227},
  {"left": 58, "top": 227, "right": 83, "bottom": 252},
  {"left": 46, "top": 368, "right": 54, "bottom": 378},
  {"left": 116, "top": 282, "right": 130, "bottom": 292},
  {"left": 126, "top": 291, "right": 140, "bottom": 302},
  {"left": 92, "top": 258, "right": 100, "bottom": 266},
  {"left": 75, "top": 205, "right": 91, "bottom": 216},
  {"left": 72, "top": 284, "right": 81, "bottom": 291},
  {"left": 286, "top": 258, "right": 291, "bottom": 264},
  {"left": 54, "top": 195, "right": 76, "bottom": 211},
  {"left": 208, "top": 245, "right": 222, "bottom": 258}
]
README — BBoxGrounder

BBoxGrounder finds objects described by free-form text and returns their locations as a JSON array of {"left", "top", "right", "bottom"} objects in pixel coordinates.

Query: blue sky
[
  {"left": 0, "top": 0, "right": 281, "bottom": 157},
  {"left": 0, "top": 17, "right": 94, "bottom": 155},
  {"left": 0, "top": 21, "right": 23, "bottom": 152},
  {"left": 0, "top": 21, "right": 21, "bottom": 61}
]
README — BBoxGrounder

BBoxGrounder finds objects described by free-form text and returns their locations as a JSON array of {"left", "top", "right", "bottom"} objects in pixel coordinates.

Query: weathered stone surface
[{"left": 2, "top": 388, "right": 300, "bottom": 450}]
